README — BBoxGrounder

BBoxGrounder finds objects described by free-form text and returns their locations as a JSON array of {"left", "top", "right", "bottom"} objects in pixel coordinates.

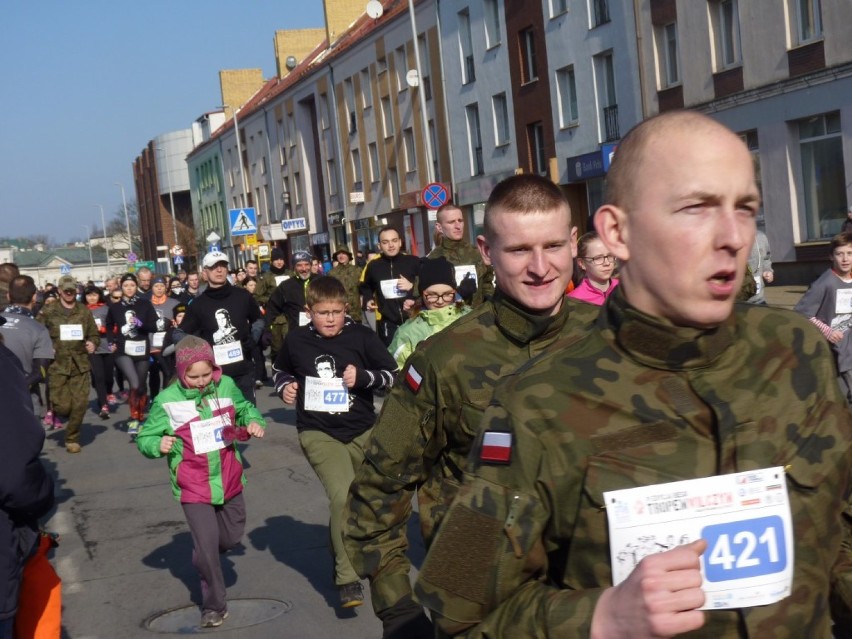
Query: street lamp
[
  {"left": 220, "top": 105, "right": 248, "bottom": 207},
  {"left": 94, "top": 204, "right": 110, "bottom": 275},
  {"left": 156, "top": 146, "right": 179, "bottom": 248},
  {"left": 114, "top": 182, "right": 132, "bottom": 254},
  {"left": 407, "top": 0, "right": 435, "bottom": 185},
  {"left": 82, "top": 225, "right": 94, "bottom": 282}
]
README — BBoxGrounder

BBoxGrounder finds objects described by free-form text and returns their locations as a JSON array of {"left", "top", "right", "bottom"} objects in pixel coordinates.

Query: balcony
[{"left": 603, "top": 104, "right": 619, "bottom": 142}]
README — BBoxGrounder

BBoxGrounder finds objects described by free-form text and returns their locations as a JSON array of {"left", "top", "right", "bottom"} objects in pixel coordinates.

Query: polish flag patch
[
  {"left": 405, "top": 365, "right": 423, "bottom": 393},
  {"left": 480, "top": 431, "right": 512, "bottom": 464}
]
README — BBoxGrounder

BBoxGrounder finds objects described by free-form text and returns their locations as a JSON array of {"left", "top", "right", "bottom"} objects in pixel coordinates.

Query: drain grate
[{"left": 144, "top": 598, "right": 292, "bottom": 634}]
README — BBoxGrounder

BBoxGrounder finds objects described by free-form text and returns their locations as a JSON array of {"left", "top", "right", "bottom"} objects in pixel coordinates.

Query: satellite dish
[
  {"left": 405, "top": 69, "right": 420, "bottom": 87},
  {"left": 285, "top": 55, "right": 298, "bottom": 70},
  {"left": 366, "top": 0, "right": 384, "bottom": 19}
]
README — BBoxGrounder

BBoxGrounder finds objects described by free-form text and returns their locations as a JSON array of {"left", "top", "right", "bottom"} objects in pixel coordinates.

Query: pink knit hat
[{"left": 175, "top": 335, "right": 221, "bottom": 388}]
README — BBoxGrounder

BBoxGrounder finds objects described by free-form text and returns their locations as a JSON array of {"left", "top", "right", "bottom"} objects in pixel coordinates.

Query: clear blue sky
[{"left": 0, "top": 1, "right": 326, "bottom": 244}]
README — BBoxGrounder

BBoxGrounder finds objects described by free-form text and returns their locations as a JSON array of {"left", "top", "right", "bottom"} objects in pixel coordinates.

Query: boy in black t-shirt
[{"left": 272, "top": 276, "right": 397, "bottom": 609}]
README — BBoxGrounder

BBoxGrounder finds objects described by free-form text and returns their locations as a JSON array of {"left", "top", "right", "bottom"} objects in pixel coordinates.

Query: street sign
[
  {"left": 421, "top": 182, "right": 450, "bottom": 209},
  {"left": 136, "top": 260, "right": 156, "bottom": 271},
  {"left": 170, "top": 245, "right": 183, "bottom": 256},
  {"left": 60, "top": 264, "right": 72, "bottom": 275},
  {"left": 229, "top": 208, "right": 258, "bottom": 236},
  {"left": 206, "top": 231, "right": 221, "bottom": 244},
  {"left": 173, "top": 255, "right": 184, "bottom": 265},
  {"left": 245, "top": 234, "right": 258, "bottom": 246},
  {"left": 127, "top": 251, "right": 138, "bottom": 263},
  {"left": 209, "top": 244, "right": 221, "bottom": 252},
  {"left": 257, "top": 244, "right": 270, "bottom": 258}
]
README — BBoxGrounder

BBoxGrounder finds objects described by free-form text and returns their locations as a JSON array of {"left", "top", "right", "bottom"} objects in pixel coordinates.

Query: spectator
[
  {"left": 747, "top": 228, "right": 774, "bottom": 305},
  {"left": 328, "top": 247, "right": 363, "bottom": 324},
  {"left": 568, "top": 230, "right": 619, "bottom": 305}
]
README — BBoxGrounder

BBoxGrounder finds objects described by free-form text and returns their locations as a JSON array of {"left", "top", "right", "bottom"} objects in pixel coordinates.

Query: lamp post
[
  {"left": 407, "top": 0, "right": 435, "bottom": 185},
  {"left": 82, "top": 225, "right": 94, "bottom": 282},
  {"left": 115, "top": 182, "right": 132, "bottom": 254},
  {"left": 156, "top": 146, "right": 179, "bottom": 249},
  {"left": 221, "top": 105, "right": 248, "bottom": 207},
  {"left": 94, "top": 204, "right": 110, "bottom": 275}
]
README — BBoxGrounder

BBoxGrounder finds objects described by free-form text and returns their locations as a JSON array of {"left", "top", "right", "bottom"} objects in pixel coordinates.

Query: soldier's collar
[
  {"left": 440, "top": 236, "right": 469, "bottom": 249},
  {"left": 604, "top": 287, "right": 734, "bottom": 370},
  {"left": 492, "top": 290, "right": 567, "bottom": 343}
]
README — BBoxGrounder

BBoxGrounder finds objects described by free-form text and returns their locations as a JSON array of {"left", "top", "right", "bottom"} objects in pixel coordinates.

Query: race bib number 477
[{"left": 603, "top": 467, "right": 793, "bottom": 610}]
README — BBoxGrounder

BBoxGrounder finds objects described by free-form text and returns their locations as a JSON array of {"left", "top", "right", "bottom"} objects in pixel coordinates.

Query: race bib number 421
[{"left": 603, "top": 467, "right": 793, "bottom": 610}]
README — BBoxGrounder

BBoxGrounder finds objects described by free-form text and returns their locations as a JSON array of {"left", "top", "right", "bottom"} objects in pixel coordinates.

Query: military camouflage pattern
[
  {"left": 428, "top": 237, "right": 494, "bottom": 307},
  {"left": 343, "top": 292, "right": 599, "bottom": 614},
  {"left": 245, "top": 270, "right": 274, "bottom": 306},
  {"left": 329, "top": 262, "right": 363, "bottom": 322},
  {"left": 414, "top": 288, "right": 852, "bottom": 638},
  {"left": 39, "top": 301, "right": 100, "bottom": 444}
]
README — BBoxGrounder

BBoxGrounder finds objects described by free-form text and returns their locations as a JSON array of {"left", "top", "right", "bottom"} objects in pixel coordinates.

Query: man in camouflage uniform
[
  {"left": 414, "top": 112, "right": 852, "bottom": 637},
  {"left": 328, "top": 246, "right": 363, "bottom": 324},
  {"left": 427, "top": 204, "right": 494, "bottom": 307},
  {"left": 261, "top": 248, "right": 291, "bottom": 359},
  {"left": 39, "top": 275, "right": 99, "bottom": 453},
  {"left": 343, "top": 175, "right": 598, "bottom": 638}
]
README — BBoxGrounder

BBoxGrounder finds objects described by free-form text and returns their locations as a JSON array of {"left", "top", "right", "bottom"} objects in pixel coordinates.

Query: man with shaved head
[{"left": 415, "top": 111, "right": 851, "bottom": 637}]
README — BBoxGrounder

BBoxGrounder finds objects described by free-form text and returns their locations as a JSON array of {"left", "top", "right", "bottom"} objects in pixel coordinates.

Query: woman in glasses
[
  {"left": 388, "top": 257, "right": 470, "bottom": 368},
  {"left": 568, "top": 230, "right": 619, "bottom": 306}
]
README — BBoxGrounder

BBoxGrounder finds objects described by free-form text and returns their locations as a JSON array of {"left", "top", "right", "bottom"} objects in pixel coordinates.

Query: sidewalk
[{"left": 763, "top": 285, "right": 806, "bottom": 310}]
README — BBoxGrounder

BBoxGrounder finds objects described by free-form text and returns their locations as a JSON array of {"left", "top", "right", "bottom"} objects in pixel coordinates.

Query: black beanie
[{"left": 418, "top": 257, "right": 456, "bottom": 292}]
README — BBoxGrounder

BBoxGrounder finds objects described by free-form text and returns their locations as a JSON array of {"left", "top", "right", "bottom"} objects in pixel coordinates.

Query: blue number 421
[{"left": 701, "top": 515, "right": 787, "bottom": 582}]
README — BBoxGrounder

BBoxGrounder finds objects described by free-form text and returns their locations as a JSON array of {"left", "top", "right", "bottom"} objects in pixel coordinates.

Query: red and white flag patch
[
  {"left": 480, "top": 431, "right": 512, "bottom": 464},
  {"left": 405, "top": 365, "right": 423, "bottom": 393}
]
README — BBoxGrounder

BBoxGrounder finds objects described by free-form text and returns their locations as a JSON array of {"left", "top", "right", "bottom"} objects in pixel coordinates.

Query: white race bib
[
  {"left": 604, "top": 467, "right": 793, "bottom": 610},
  {"left": 274, "top": 275, "right": 290, "bottom": 286},
  {"left": 60, "top": 324, "right": 84, "bottom": 341},
  {"left": 152, "top": 331, "right": 166, "bottom": 349},
  {"left": 190, "top": 416, "right": 228, "bottom": 455},
  {"left": 380, "top": 278, "right": 405, "bottom": 299},
  {"left": 836, "top": 288, "right": 852, "bottom": 314},
  {"left": 213, "top": 341, "right": 244, "bottom": 366},
  {"left": 124, "top": 340, "right": 146, "bottom": 356},
  {"left": 298, "top": 311, "right": 311, "bottom": 326},
  {"left": 303, "top": 376, "right": 349, "bottom": 413}
]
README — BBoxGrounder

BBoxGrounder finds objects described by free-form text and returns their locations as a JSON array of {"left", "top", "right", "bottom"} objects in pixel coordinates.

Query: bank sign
[{"left": 566, "top": 143, "right": 617, "bottom": 182}]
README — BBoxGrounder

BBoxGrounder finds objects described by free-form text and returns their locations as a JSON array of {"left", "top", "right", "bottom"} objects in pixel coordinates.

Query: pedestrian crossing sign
[{"left": 229, "top": 208, "right": 257, "bottom": 236}]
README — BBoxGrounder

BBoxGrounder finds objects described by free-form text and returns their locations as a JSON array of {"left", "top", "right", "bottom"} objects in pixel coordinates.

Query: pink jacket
[{"left": 567, "top": 278, "right": 619, "bottom": 306}]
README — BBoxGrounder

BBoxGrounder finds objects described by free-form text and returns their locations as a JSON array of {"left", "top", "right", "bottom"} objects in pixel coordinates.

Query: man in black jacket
[
  {"left": 359, "top": 227, "right": 421, "bottom": 346},
  {"left": 0, "top": 328, "right": 55, "bottom": 634}
]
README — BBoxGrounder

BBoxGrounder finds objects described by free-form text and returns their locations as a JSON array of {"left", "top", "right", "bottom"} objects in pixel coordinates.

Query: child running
[
  {"left": 568, "top": 230, "right": 619, "bottom": 305},
  {"left": 388, "top": 256, "right": 471, "bottom": 368},
  {"left": 136, "top": 335, "right": 265, "bottom": 628},
  {"left": 272, "top": 276, "right": 397, "bottom": 609}
]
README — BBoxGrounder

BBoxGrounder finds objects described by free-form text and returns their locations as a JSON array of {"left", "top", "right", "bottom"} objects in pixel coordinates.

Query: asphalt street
[{"left": 38, "top": 380, "right": 417, "bottom": 638}]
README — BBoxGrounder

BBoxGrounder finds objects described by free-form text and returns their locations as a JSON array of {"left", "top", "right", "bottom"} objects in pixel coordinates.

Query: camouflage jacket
[
  {"left": 258, "top": 269, "right": 290, "bottom": 307},
  {"left": 428, "top": 237, "right": 494, "bottom": 307},
  {"left": 415, "top": 288, "right": 852, "bottom": 638},
  {"left": 38, "top": 301, "right": 99, "bottom": 376},
  {"left": 343, "top": 291, "right": 599, "bottom": 613},
  {"left": 328, "top": 262, "right": 363, "bottom": 322}
]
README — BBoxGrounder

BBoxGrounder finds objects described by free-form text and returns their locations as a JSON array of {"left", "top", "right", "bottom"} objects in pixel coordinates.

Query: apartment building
[{"left": 636, "top": 0, "right": 852, "bottom": 280}]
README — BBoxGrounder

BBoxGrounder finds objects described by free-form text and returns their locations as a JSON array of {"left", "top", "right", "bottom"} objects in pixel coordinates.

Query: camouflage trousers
[{"left": 49, "top": 370, "right": 91, "bottom": 444}]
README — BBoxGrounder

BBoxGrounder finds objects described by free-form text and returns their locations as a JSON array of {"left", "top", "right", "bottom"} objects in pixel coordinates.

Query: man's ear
[
  {"left": 476, "top": 235, "right": 492, "bottom": 266},
  {"left": 594, "top": 204, "right": 630, "bottom": 262}
]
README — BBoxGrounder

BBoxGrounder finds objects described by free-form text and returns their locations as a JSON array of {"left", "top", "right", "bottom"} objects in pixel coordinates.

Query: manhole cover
[{"left": 145, "top": 598, "right": 292, "bottom": 634}]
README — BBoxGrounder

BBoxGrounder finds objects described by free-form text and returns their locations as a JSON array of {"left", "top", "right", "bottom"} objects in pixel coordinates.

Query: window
[
  {"left": 492, "top": 93, "right": 511, "bottom": 145},
  {"left": 739, "top": 130, "right": 762, "bottom": 217},
  {"left": 798, "top": 112, "right": 845, "bottom": 239},
  {"left": 261, "top": 156, "right": 268, "bottom": 175},
  {"left": 591, "top": 0, "right": 611, "bottom": 26},
  {"left": 381, "top": 97, "right": 394, "bottom": 137},
  {"left": 596, "top": 52, "right": 619, "bottom": 141},
  {"left": 396, "top": 46, "right": 408, "bottom": 92},
  {"left": 711, "top": 0, "right": 741, "bottom": 69},
  {"left": 459, "top": 9, "right": 476, "bottom": 84},
  {"left": 361, "top": 68, "right": 372, "bottom": 109},
  {"left": 528, "top": 122, "right": 547, "bottom": 176},
  {"left": 387, "top": 167, "right": 399, "bottom": 206},
  {"left": 418, "top": 35, "right": 432, "bottom": 101},
  {"left": 556, "top": 65, "right": 579, "bottom": 127},
  {"left": 369, "top": 143, "right": 380, "bottom": 183},
  {"left": 344, "top": 78, "right": 356, "bottom": 134},
  {"left": 657, "top": 22, "right": 680, "bottom": 86},
  {"left": 466, "top": 103, "right": 484, "bottom": 176},
  {"left": 484, "top": 0, "right": 502, "bottom": 48},
  {"left": 327, "top": 159, "right": 338, "bottom": 196},
  {"left": 319, "top": 93, "right": 331, "bottom": 130},
  {"left": 293, "top": 172, "right": 302, "bottom": 206},
  {"left": 552, "top": 0, "right": 569, "bottom": 17},
  {"left": 351, "top": 149, "right": 363, "bottom": 191},
  {"left": 520, "top": 28, "right": 538, "bottom": 83},
  {"left": 795, "top": 0, "right": 822, "bottom": 43},
  {"left": 403, "top": 128, "right": 417, "bottom": 172},
  {"left": 377, "top": 57, "right": 387, "bottom": 74}
]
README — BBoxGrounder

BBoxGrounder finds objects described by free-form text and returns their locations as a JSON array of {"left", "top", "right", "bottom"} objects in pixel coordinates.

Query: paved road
[{"left": 40, "top": 381, "right": 416, "bottom": 638}]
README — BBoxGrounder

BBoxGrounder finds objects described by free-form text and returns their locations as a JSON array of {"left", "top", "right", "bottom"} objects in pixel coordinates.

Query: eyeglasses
[
  {"left": 312, "top": 309, "right": 346, "bottom": 318},
  {"left": 423, "top": 291, "right": 456, "bottom": 303},
  {"left": 582, "top": 254, "right": 617, "bottom": 265},
  {"left": 111, "top": 295, "right": 122, "bottom": 300}
]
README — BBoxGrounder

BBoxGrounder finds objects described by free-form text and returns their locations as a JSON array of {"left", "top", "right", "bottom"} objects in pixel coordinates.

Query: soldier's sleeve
[
  {"left": 478, "top": 260, "right": 495, "bottom": 302},
  {"left": 344, "top": 349, "right": 446, "bottom": 612},
  {"left": 832, "top": 499, "right": 852, "bottom": 626},
  {"left": 414, "top": 400, "right": 603, "bottom": 638}
]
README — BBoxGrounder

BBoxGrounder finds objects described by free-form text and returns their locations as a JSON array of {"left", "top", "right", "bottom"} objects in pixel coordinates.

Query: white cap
[{"left": 202, "top": 250, "right": 230, "bottom": 269}]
